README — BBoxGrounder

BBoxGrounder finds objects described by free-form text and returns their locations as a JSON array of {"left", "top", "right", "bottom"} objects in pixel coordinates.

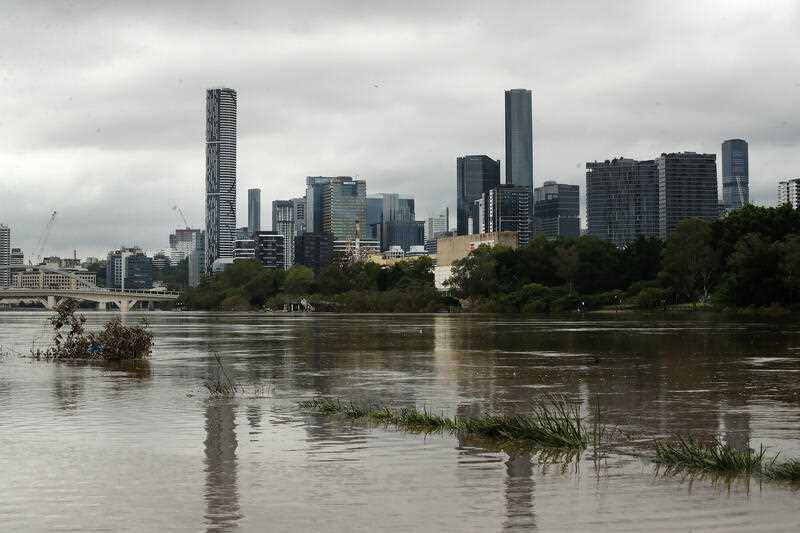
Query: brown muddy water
[{"left": 1, "top": 311, "right": 799, "bottom": 532}]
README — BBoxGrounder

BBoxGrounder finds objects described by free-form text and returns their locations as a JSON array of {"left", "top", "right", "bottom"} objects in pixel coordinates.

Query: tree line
[
  {"left": 179, "top": 255, "right": 458, "bottom": 312},
  {"left": 447, "top": 204, "right": 800, "bottom": 313},
  {"left": 180, "top": 204, "right": 800, "bottom": 314}
]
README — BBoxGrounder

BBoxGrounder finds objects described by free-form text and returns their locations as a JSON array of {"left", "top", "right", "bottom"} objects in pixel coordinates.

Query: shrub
[
  {"left": 33, "top": 300, "right": 153, "bottom": 360},
  {"left": 636, "top": 287, "right": 671, "bottom": 309}
]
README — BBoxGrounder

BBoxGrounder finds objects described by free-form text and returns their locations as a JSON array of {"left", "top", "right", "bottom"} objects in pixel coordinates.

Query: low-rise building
[
  {"left": 13, "top": 268, "right": 97, "bottom": 290},
  {"left": 434, "top": 231, "right": 518, "bottom": 289},
  {"left": 253, "top": 231, "right": 285, "bottom": 269},
  {"left": 295, "top": 233, "right": 333, "bottom": 271}
]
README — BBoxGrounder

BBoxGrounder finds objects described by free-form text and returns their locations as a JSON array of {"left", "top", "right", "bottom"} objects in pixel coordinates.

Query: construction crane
[
  {"left": 171, "top": 204, "right": 191, "bottom": 229},
  {"left": 31, "top": 211, "right": 57, "bottom": 265}
]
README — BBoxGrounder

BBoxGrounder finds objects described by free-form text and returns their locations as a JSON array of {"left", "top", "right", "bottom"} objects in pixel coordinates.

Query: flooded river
[{"left": 1, "top": 311, "right": 799, "bottom": 531}]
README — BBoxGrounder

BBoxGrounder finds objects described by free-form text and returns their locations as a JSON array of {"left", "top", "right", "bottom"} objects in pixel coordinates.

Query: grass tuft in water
[
  {"left": 762, "top": 458, "right": 800, "bottom": 482},
  {"left": 298, "top": 396, "right": 589, "bottom": 449},
  {"left": 654, "top": 436, "right": 766, "bottom": 474}
]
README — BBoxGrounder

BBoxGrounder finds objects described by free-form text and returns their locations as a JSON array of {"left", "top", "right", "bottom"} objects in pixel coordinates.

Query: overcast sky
[{"left": 1, "top": 0, "right": 799, "bottom": 258}]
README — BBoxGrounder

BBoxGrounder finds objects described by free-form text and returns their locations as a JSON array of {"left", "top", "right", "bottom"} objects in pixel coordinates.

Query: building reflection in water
[
  {"left": 503, "top": 453, "right": 536, "bottom": 531},
  {"left": 204, "top": 402, "right": 242, "bottom": 531}
]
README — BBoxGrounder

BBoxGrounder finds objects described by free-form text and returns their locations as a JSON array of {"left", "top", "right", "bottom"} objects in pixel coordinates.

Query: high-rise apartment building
[
  {"left": 657, "top": 152, "right": 718, "bottom": 239},
  {"left": 0, "top": 224, "right": 10, "bottom": 288},
  {"left": 456, "top": 155, "right": 501, "bottom": 235},
  {"left": 272, "top": 199, "right": 296, "bottom": 269},
  {"left": 322, "top": 176, "right": 367, "bottom": 240},
  {"left": 586, "top": 158, "right": 660, "bottom": 246},
  {"left": 721, "top": 139, "right": 749, "bottom": 212},
  {"left": 248, "top": 188, "right": 261, "bottom": 234},
  {"left": 205, "top": 87, "right": 237, "bottom": 274},
  {"left": 533, "top": 181, "right": 580, "bottom": 239},
  {"left": 778, "top": 178, "right": 800, "bottom": 209},
  {"left": 505, "top": 89, "right": 533, "bottom": 190},
  {"left": 479, "top": 185, "right": 532, "bottom": 246},
  {"left": 169, "top": 228, "right": 202, "bottom": 265},
  {"left": 106, "top": 247, "right": 153, "bottom": 290}
]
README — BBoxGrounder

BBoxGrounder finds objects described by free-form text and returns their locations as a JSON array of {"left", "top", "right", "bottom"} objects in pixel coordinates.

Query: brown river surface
[{"left": 1, "top": 311, "right": 799, "bottom": 532}]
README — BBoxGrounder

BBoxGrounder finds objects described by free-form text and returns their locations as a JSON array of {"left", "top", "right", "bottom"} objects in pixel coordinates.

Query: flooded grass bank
[{"left": 299, "top": 397, "right": 590, "bottom": 450}]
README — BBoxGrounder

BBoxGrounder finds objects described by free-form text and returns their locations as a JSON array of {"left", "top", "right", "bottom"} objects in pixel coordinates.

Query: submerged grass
[
  {"left": 654, "top": 436, "right": 766, "bottom": 475},
  {"left": 762, "top": 458, "right": 800, "bottom": 482},
  {"left": 298, "top": 396, "right": 590, "bottom": 449}
]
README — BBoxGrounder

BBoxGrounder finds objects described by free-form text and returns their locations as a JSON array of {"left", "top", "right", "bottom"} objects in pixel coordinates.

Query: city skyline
[{"left": 2, "top": 1, "right": 799, "bottom": 258}]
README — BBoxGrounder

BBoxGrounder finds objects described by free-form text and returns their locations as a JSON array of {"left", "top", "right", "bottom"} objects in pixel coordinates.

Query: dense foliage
[
  {"left": 33, "top": 300, "right": 153, "bottom": 360},
  {"left": 181, "top": 204, "right": 800, "bottom": 314},
  {"left": 447, "top": 204, "right": 800, "bottom": 313},
  {"left": 180, "top": 256, "right": 458, "bottom": 312}
]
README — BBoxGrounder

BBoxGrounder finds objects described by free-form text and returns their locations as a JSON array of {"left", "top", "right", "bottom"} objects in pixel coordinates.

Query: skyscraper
[
  {"left": 657, "top": 152, "right": 718, "bottom": 239},
  {"left": 322, "top": 176, "right": 367, "bottom": 240},
  {"left": 292, "top": 197, "right": 306, "bottom": 236},
  {"left": 272, "top": 199, "right": 296, "bottom": 269},
  {"left": 778, "top": 178, "right": 800, "bottom": 209},
  {"left": 369, "top": 193, "right": 423, "bottom": 251},
  {"left": 586, "top": 158, "right": 660, "bottom": 246},
  {"left": 205, "top": 88, "right": 237, "bottom": 274},
  {"left": 456, "top": 155, "right": 500, "bottom": 235},
  {"left": 0, "top": 224, "right": 10, "bottom": 288},
  {"left": 247, "top": 188, "right": 261, "bottom": 234},
  {"left": 533, "top": 181, "right": 580, "bottom": 239},
  {"left": 505, "top": 89, "right": 533, "bottom": 190},
  {"left": 721, "top": 139, "right": 749, "bottom": 212},
  {"left": 305, "top": 176, "right": 335, "bottom": 234}
]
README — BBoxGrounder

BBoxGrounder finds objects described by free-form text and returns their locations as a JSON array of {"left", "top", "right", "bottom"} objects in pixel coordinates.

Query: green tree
[
  {"left": 719, "top": 233, "right": 783, "bottom": 307},
  {"left": 553, "top": 245, "right": 579, "bottom": 294},
  {"left": 446, "top": 245, "right": 501, "bottom": 298},
  {"left": 778, "top": 235, "right": 800, "bottom": 304},
  {"left": 660, "top": 218, "right": 715, "bottom": 303},
  {"left": 283, "top": 265, "right": 315, "bottom": 294}
]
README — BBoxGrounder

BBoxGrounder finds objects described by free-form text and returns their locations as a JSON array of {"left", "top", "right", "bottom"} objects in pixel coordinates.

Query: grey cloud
[{"left": 1, "top": 0, "right": 799, "bottom": 258}]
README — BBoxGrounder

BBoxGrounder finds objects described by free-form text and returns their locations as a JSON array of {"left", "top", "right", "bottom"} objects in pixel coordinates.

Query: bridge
[
  {"left": 0, "top": 265, "right": 180, "bottom": 312},
  {"left": 0, "top": 287, "right": 179, "bottom": 312}
]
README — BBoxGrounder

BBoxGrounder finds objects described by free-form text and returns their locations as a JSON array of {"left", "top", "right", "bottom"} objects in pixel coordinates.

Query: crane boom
[{"left": 32, "top": 211, "right": 57, "bottom": 265}]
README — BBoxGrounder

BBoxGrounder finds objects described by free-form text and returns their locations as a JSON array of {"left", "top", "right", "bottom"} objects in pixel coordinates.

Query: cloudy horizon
[{"left": 1, "top": 0, "right": 799, "bottom": 259}]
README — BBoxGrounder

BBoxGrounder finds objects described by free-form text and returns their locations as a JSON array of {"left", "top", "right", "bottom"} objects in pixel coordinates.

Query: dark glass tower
[
  {"left": 505, "top": 89, "right": 533, "bottom": 190},
  {"left": 205, "top": 88, "right": 237, "bottom": 274},
  {"left": 456, "top": 155, "right": 500, "bottom": 235},
  {"left": 247, "top": 188, "right": 261, "bottom": 235},
  {"left": 721, "top": 139, "right": 749, "bottom": 211}
]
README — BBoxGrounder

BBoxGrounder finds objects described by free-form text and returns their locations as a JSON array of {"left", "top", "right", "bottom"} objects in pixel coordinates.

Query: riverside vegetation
[
  {"left": 32, "top": 299, "right": 153, "bottom": 360},
  {"left": 179, "top": 204, "right": 800, "bottom": 314}
]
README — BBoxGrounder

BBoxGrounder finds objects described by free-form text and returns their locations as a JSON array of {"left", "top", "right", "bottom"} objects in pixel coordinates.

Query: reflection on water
[
  {"left": 503, "top": 453, "right": 536, "bottom": 532},
  {"left": 1, "top": 312, "right": 800, "bottom": 532},
  {"left": 204, "top": 402, "right": 241, "bottom": 531},
  {"left": 52, "top": 365, "right": 83, "bottom": 412}
]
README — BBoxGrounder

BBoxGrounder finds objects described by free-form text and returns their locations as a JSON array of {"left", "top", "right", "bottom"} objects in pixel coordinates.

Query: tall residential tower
[
  {"left": 721, "top": 139, "right": 749, "bottom": 212},
  {"left": 205, "top": 88, "right": 237, "bottom": 274}
]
